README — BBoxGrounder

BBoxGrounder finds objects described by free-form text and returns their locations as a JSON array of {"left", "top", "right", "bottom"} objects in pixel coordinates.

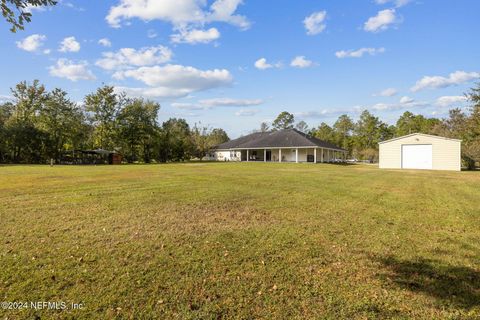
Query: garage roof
[
  {"left": 215, "top": 129, "right": 346, "bottom": 151},
  {"left": 379, "top": 133, "right": 462, "bottom": 144}
]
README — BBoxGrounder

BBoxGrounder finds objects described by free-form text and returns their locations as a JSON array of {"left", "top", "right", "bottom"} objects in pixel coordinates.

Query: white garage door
[{"left": 402, "top": 144, "right": 432, "bottom": 169}]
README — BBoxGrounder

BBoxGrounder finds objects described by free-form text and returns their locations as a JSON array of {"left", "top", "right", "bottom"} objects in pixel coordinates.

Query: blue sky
[{"left": 1, "top": 0, "right": 479, "bottom": 137}]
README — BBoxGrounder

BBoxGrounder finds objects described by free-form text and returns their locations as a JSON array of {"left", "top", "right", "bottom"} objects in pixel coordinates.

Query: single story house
[
  {"left": 379, "top": 133, "right": 461, "bottom": 171},
  {"left": 212, "top": 129, "right": 346, "bottom": 163}
]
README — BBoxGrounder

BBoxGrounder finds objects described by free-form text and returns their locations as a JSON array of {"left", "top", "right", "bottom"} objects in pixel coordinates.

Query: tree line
[
  {"left": 1, "top": 80, "right": 479, "bottom": 168},
  {"left": 0, "top": 81, "right": 229, "bottom": 164},
  {"left": 261, "top": 83, "right": 480, "bottom": 169}
]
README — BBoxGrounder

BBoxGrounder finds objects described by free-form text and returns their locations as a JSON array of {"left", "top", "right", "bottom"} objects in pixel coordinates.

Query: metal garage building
[{"left": 379, "top": 133, "right": 461, "bottom": 171}]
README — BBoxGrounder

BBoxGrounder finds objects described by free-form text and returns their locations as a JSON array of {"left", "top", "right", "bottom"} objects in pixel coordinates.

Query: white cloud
[
  {"left": 336, "top": 47, "right": 385, "bottom": 58},
  {"left": 59, "top": 36, "right": 81, "bottom": 52},
  {"left": 290, "top": 56, "right": 314, "bottom": 68},
  {"left": 16, "top": 34, "right": 46, "bottom": 52},
  {"left": 435, "top": 96, "right": 468, "bottom": 107},
  {"left": 374, "top": 88, "right": 398, "bottom": 97},
  {"left": 199, "top": 98, "right": 263, "bottom": 107},
  {"left": 171, "top": 27, "right": 220, "bottom": 44},
  {"left": 235, "top": 109, "right": 259, "bottom": 116},
  {"left": 114, "top": 64, "right": 233, "bottom": 99},
  {"left": 375, "top": 0, "right": 411, "bottom": 8},
  {"left": 96, "top": 45, "right": 173, "bottom": 70},
  {"left": 303, "top": 11, "right": 327, "bottom": 35},
  {"left": 371, "top": 96, "right": 426, "bottom": 111},
  {"left": 209, "top": 0, "right": 250, "bottom": 29},
  {"left": 171, "top": 102, "right": 205, "bottom": 110},
  {"left": 255, "top": 58, "right": 271, "bottom": 70},
  {"left": 254, "top": 58, "right": 281, "bottom": 70},
  {"left": 98, "top": 38, "right": 112, "bottom": 47},
  {"left": 411, "top": 71, "right": 480, "bottom": 92},
  {"left": 24, "top": 5, "right": 46, "bottom": 13},
  {"left": 43, "top": 49, "right": 51, "bottom": 55},
  {"left": 172, "top": 98, "right": 263, "bottom": 110},
  {"left": 106, "top": 0, "right": 250, "bottom": 30},
  {"left": 0, "top": 94, "right": 14, "bottom": 103},
  {"left": 399, "top": 96, "right": 414, "bottom": 104},
  {"left": 147, "top": 29, "right": 158, "bottom": 38},
  {"left": 48, "top": 59, "right": 96, "bottom": 81},
  {"left": 364, "top": 9, "right": 397, "bottom": 32},
  {"left": 295, "top": 108, "right": 356, "bottom": 119}
]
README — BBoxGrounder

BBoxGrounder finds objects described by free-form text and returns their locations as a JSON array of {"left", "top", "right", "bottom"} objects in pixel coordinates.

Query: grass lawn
[{"left": 1, "top": 163, "right": 480, "bottom": 319}]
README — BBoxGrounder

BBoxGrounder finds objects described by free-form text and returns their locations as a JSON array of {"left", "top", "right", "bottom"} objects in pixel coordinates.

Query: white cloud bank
[
  {"left": 303, "top": 11, "right": 327, "bottom": 35},
  {"left": 364, "top": 9, "right": 397, "bottom": 32},
  {"left": 59, "top": 36, "right": 81, "bottom": 52},
  {"left": 336, "top": 47, "right": 385, "bottom": 58},
  {"left": 411, "top": 71, "right": 480, "bottom": 92},
  {"left": 106, "top": 0, "right": 250, "bottom": 30},
  {"left": 16, "top": 34, "right": 47, "bottom": 52},
  {"left": 49, "top": 59, "right": 96, "bottom": 81}
]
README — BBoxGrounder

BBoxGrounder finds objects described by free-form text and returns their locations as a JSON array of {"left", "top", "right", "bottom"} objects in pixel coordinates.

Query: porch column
[
  {"left": 247, "top": 150, "right": 249, "bottom": 162},
  {"left": 279, "top": 149, "right": 282, "bottom": 163},
  {"left": 321, "top": 148, "right": 324, "bottom": 163},
  {"left": 314, "top": 148, "right": 317, "bottom": 163},
  {"left": 295, "top": 148, "right": 298, "bottom": 163},
  {"left": 264, "top": 149, "right": 267, "bottom": 162}
]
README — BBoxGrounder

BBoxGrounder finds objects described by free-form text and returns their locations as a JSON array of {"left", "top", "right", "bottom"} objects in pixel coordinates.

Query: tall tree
[
  {"left": 84, "top": 86, "right": 123, "bottom": 150},
  {"left": 395, "top": 111, "right": 440, "bottom": 136},
  {"left": 295, "top": 120, "right": 309, "bottom": 133},
  {"left": 463, "top": 83, "right": 480, "bottom": 168},
  {"left": 191, "top": 125, "right": 229, "bottom": 160},
  {"left": 6, "top": 80, "right": 47, "bottom": 162},
  {"left": 0, "top": 102, "right": 13, "bottom": 162},
  {"left": 116, "top": 98, "right": 160, "bottom": 163},
  {"left": 259, "top": 122, "right": 270, "bottom": 132},
  {"left": 311, "top": 122, "right": 335, "bottom": 143},
  {"left": 353, "top": 110, "right": 391, "bottom": 161},
  {"left": 208, "top": 128, "right": 229, "bottom": 149},
  {"left": 272, "top": 111, "right": 295, "bottom": 130},
  {"left": 333, "top": 114, "right": 354, "bottom": 152},
  {"left": 1, "top": 0, "right": 57, "bottom": 32},
  {"left": 157, "top": 118, "right": 193, "bottom": 162},
  {"left": 39, "top": 88, "right": 85, "bottom": 162}
]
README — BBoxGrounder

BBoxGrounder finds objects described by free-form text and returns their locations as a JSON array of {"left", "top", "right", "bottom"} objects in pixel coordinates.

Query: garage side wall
[{"left": 379, "top": 135, "right": 461, "bottom": 171}]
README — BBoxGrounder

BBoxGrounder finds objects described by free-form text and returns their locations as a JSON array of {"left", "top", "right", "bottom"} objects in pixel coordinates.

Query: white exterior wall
[
  {"left": 281, "top": 149, "right": 297, "bottom": 162},
  {"left": 379, "top": 134, "right": 461, "bottom": 171},
  {"left": 214, "top": 150, "right": 241, "bottom": 162}
]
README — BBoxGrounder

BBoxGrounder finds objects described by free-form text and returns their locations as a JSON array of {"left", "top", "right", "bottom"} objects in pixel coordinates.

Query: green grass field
[{"left": 1, "top": 163, "right": 479, "bottom": 319}]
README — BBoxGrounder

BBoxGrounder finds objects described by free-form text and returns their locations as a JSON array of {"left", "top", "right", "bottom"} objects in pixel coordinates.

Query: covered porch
[{"left": 239, "top": 147, "right": 347, "bottom": 163}]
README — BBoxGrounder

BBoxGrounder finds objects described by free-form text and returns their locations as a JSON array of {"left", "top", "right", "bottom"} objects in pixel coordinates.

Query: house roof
[
  {"left": 378, "top": 133, "right": 462, "bottom": 144},
  {"left": 215, "top": 129, "right": 346, "bottom": 151}
]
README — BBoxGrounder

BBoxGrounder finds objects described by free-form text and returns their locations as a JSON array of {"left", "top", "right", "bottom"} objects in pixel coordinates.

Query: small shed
[{"left": 379, "top": 133, "right": 461, "bottom": 171}]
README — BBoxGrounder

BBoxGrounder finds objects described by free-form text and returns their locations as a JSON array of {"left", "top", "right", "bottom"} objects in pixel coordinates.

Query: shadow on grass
[{"left": 376, "top": 255, "right": 480, "bottom": 309}]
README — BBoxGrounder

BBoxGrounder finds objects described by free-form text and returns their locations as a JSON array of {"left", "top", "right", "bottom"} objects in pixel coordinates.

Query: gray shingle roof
[{"left": 215, "top": 129, "right": 345, "bottom": 151}]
